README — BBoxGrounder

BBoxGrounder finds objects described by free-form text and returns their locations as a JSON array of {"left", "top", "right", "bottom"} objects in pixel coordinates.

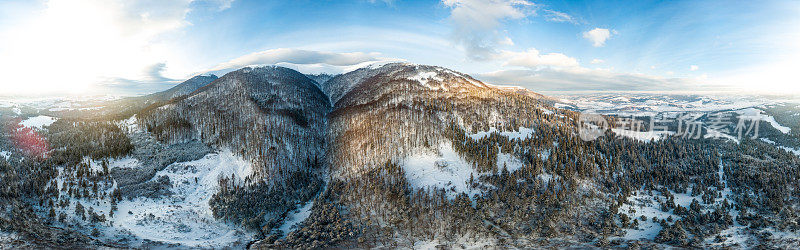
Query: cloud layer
[
  {"left": 206, "top": 48, "right": 401, "bottom": 75},
  {"left": 478, "top": 68, "right": 703, "bottom": 92}
]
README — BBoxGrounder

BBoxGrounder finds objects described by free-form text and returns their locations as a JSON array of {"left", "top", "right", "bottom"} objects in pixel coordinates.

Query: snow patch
[
  {"left": 122, "top": 115, "right": 140, "bottom": 133},
  {"left": 0, "top": 151, "right": 10, "bottom": 160},
  {"left": 408, "top": 71, "right": 444, "bottom": 89},
  {"left": 403, "top": 142, "right": 482, "bottom": 199},
  {"left": 611, "top": 128, "right": 674, "bottom": 142},
  {"left": 735, "top": 108, "right": 791, "bottom": 134},
  {"left": 704, "top": 128, "right": 740, "bottom": 143},
  {"left": 496, "top": 152, "right": 523, "bottom": 173},
  {"left": 278, "top": 201, "right": 314, "bottom": 234},
  {"left": 469, "top": 127, "right": 535, "bottom": 141},
  {"left": 778, "top": 146, "right": 800, "bottom": 156},
  {"left": 51, "top": 151, "right": 255, "bottom": 247},
  {"left": 112, "top": 150, "right": 254, "bottom": 247},
  {"left": 19, "top": 115, "right": 57, "bottom": 129}
]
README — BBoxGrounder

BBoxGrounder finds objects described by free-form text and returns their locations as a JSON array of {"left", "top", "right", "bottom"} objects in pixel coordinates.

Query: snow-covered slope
[{"left": 50, "top": 151, "right": 256, "bottom": 248}]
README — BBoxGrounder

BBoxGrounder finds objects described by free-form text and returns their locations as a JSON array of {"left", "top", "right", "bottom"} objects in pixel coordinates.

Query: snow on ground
[
  {"left": 112, "top": 149, "right": 254, "bottom": 247},
  {"left": 762, "top": 115, "right": 791, "bottom": 134},
  {"left": 615, "top": 187, "right": 702, "bottom": 241},
  {"left": 557, "top": 94, "right": 766, "bottom": 115},
  {"left": 779, "top": 146, "right": 800, "bottom": 156},
  {"left": 615, "top": 185, "right": 702, "bottom": 241},
  {"left": 403, "top": 142, "right": 482, "bottom": 199},
  {"left": 116, "top": 115, "right": 141, "bottom": 133},
  {"left": 410, "top": 236, "right": 497, "bottom": 249},
  {"left": 705, "top": 128, "right": 740, "bottom": 143},
  {"left": 0, "top": 151, "right": 9, "bottom": 160},
  {"left": 278, "top": 200, "right": 314, "bottom": 235},
  {"left": 51, "top": 150, "right": 255, "bottom": 248},
  {"left": 496, "top": 152, "right": 523, "bottom": 173},
  {"left": 539, "top": 107, "right": 554, "bottom": 115},
  {"left": 19, "top": 115, "right": 57, "bottom": 129},
  {"left": 469, "top": 127, "right": 535, "bottom": 141},
  {"left": 615, "top": 162, "right": 754, "bottom": 247},
  {"left": 735, "top": 108, "right": 791, "bottom": 134},
  {"left": 611, "top": 128, "right": 674, "bottom": 142},
  {"left": 706, "top": 162, "right": 751, "bottom": 247},
  {"left": 617, "top": 192, "right": 669, "bottom": 240},
  {"left": 408, "top": 71, "right": 444, "bottom": 89}
]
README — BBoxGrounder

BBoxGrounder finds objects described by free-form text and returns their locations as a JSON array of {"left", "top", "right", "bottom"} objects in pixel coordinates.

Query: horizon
[{"left": 1, "top": 0, "right": 798, "bottom": 96}]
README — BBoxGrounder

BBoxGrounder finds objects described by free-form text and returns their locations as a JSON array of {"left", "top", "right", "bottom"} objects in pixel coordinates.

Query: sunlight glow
[{"left": 0, "top": 0, "right": 182, "bottom": 96}]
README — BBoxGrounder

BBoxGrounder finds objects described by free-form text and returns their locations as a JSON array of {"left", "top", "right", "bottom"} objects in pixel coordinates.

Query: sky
[{"left": 0, "top": 0, "right": 798, "bottom": 96}]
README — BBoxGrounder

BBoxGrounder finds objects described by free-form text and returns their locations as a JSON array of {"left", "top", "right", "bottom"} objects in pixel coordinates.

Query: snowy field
[
  {"left": 614, "top": 163, "right": 753, "bottom": 247},
  {"left": 402, "top": 127, "right": 533, "bottom": 199},
  {"left": 278, "top": 200, "right": 314, "bottom": 235},
  {"left": 51, "top": 150, "right": 256, "bottom": 248},
  {"left": 19, "top": 115, "right": 57, "bottom": 129},
  {"left": 611, "top": 128, "right": 674, "bottom": 142},
  {"left": 468, "top": 127, "right": 535, "bottom": 141},
  {"left": 403, "top": 142, "right": 483, "bottom": 199}
]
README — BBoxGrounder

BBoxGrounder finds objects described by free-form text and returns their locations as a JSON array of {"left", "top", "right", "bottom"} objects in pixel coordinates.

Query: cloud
[
  {"left": 690, "top": 65, "right": 699, "bottom": 71},
  {"left": 477, "top": 67, "right": 705, "bottom": 92},
  {"left": 98, "top": 62, "right": 180, "bottom": 95},
  {"left": 499, "top": 48, "right": 579, "bottom": 68},
  {"left": 141, "top": 63, "right": 176, "bottom": 82},
  {"left": 543, "top": 9, "right": 576, "bottom": 24},
  {"left": 590, "top": 59, "right": 605, "bottom": 64},
  {"left": 583, "top": 28, "right": 613, "bottom": 47},
  {"left": 206, "top": 48, "right": 402, "bottom": 75},
  {"left": 442, "top": 0, "right": 534, "bottom": 60}
]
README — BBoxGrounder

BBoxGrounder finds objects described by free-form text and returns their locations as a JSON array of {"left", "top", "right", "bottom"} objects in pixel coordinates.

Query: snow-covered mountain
[
  {"left": 145, "top": 74, "right": 219, "bottom": 101},
  {"left": 2, "top": 63, "right": 800, "bottom": 249}
]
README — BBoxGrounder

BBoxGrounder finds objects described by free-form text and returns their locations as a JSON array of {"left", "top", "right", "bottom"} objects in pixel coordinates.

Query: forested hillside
[{"left": 1, "top": 64, "right": 799, "bottom": 249}]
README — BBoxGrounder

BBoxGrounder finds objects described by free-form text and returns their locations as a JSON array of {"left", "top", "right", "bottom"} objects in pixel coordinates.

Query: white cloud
[
  {"left": 442, "top": 0, "right": 534, "bottom": 60},
  {"left": 590, "top": 59, "right": 605, "bottom": 64},
  {"left": 543, "top": 9, "right": 576, "bottom": 24},
  {"left": 583, "top": 28, "right": 613, "bottom": 47},
  {"left": 650, "top": 65, "right": 656, "bottom": 69},
  {"left": 499, "top": 49, "right": 579, "bottom": 68},
  {"left": 206, "top": 48, "right": 402, "bottom": 75},
  {"left": 690, "top": 65, "right": 699, "bottom": 71}
]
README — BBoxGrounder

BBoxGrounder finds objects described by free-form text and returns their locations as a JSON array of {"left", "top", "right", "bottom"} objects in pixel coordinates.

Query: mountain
[
  {"left": 137, "top": 66, "right": 329, "bottom": 231},
  {"left": 2, "top": 63, "right": 800, "bottom": 249},
  {"left": 144, "top": 74, "right": 219, "bottom": 101},
  {"left": 323, "top": 63, "right": 556, "bottom": 174},
  {"left": 55, "top": 74, "right": 220, "bottom": 120},
  {"left": 304, "top": 73, "right": 336, "bottom": 88}
]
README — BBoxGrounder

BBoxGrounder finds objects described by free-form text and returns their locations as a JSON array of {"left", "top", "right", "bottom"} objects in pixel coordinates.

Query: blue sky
[{"left": 0, "top": 0, "right": 798, "bottom": 95}]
